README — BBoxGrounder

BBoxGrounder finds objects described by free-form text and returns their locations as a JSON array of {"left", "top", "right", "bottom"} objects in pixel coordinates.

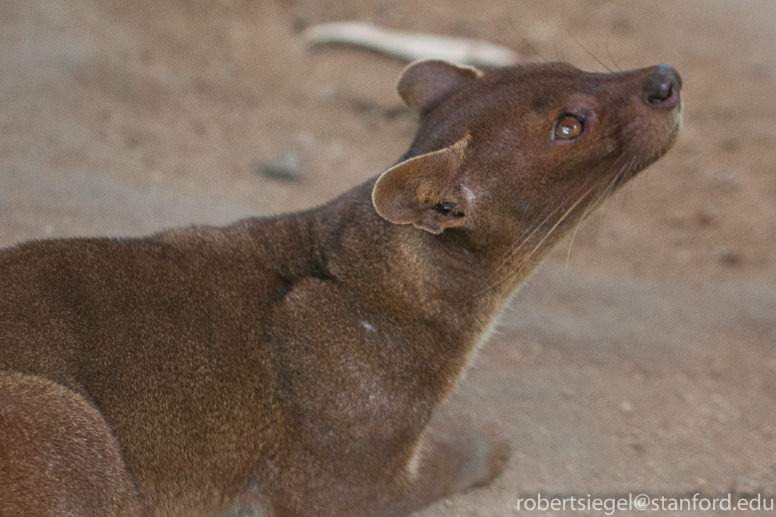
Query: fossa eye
[{"left": 554, "top": 114, "right": 584, "bottom": 140}]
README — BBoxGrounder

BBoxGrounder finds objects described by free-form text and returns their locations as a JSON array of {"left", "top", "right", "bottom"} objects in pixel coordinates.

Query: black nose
[{"left": 644, "top": 64, "right": 682, "bottom": 110}]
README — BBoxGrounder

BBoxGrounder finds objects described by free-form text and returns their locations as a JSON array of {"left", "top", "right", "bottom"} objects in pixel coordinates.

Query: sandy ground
[{"left": 1, "top": 0, "right": 775, "bottom": 515}]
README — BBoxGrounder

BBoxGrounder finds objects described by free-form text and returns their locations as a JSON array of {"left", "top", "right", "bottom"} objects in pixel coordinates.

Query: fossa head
[{"left": 373, "top": 59, "right": 682, "bottom": 284}]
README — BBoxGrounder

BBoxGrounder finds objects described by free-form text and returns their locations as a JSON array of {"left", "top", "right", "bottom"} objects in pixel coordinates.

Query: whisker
[
  {"left": 605, "top": 31, "right": 623, "bottom": 72},
  {"left": 508, "top": 11, "right": 548, "bottom": 63},
  {"left": 563, "top": 21, "right": 613, "bottom": 73},
  {"left": 507, "top": 181, "right": 597, "bottom": 281},
  {"left": 553, "top": 2, "right": 566, "bottom": 62},
  {"left": 595, "top": 155, "right": 637, "bottom": 216},
  {"left": 474, "top": 174, "right": 598, "bottom": 295},
  {"left": 469, "top": 202, "right": 565, "bottom": 299},
  {"left": 556, "top": 1, "right": 612, "bottom": 73},
  {"left": 462, "top": 179, "right": 597, "bottom": 305},
  {"left": 564, "top": 154, "right": 634, "bottom": 258}
]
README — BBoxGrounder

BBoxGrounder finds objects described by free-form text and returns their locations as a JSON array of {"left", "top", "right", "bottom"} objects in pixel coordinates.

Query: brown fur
[{"left": 0, "top": 60, "right": 682, "bottom": 516}]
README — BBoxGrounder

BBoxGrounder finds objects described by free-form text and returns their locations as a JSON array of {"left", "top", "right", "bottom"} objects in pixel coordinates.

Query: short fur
[{"left": 0, "top": 60, "right": 682, "bottom": 516}]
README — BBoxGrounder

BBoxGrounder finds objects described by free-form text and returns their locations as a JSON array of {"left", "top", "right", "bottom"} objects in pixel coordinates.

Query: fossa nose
[{"left": 643, "top": 64, "right": 682, "bottom": 111}]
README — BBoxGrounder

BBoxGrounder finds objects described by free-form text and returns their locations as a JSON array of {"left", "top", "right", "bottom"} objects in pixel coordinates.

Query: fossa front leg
[{"left": 375, "top": 416, "right": 510, "bottom": 517}]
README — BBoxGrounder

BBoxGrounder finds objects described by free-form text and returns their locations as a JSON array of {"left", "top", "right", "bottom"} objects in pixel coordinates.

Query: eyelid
[{"left": 558, "top": 112, "right": 586, "bottom": 126}]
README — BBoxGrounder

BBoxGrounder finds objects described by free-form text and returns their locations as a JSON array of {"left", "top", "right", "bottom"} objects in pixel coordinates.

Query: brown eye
[{"left": 554, "top": 114, "right": 584, "bottom": 140}]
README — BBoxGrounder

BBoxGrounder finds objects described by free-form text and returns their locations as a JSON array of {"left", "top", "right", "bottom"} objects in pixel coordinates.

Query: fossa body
[{"left": 0, "top": 59, "right": 682, "bottom": 516}]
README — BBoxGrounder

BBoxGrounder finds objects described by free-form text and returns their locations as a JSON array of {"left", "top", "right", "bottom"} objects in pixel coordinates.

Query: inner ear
[
  {"left": 397, "top": 59, "right": 483, "bottom": 115},
  {"left": 372, "top": 135, "right": 471, "bottom": 234}
]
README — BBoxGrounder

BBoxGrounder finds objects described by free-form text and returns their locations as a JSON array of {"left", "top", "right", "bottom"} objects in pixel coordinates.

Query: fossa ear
[
  {"left": 372, "top": 135, "right": 471, "bottom": 234},
  {"left": 397, "top": 59, "right": 483, "bottom": 114}
]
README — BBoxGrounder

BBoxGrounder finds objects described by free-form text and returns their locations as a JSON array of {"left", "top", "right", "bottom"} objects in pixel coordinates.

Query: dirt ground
[{"left": 1, "top": 0, "right": 775, "bottom": 515}]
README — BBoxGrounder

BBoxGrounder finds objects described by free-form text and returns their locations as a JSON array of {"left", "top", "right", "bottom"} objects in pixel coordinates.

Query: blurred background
[{"left": 1, "top": 0, "right": 774, "bottom": 515}]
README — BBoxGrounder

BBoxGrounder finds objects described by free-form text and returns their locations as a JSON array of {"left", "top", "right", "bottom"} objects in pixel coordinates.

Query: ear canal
[
  {"left": 371, "top": 148, "right": 457, "bottom": 225},
  {"left": 372, "top": 135, "right": 471, "bottom": 234},
  {"left": 397, "top": 59, "right": 483, "bottom": 114}
]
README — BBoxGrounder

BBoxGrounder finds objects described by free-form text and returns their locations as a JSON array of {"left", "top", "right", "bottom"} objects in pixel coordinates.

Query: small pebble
[
  {"left": 731, "top": 476, "right": 761, "bottom": 498},
  {"left": 716, "top": 248, "right": 741, "bottom": 266},
  {"left": 252, "top": 150, "right": 304, "bottom": 182}
]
